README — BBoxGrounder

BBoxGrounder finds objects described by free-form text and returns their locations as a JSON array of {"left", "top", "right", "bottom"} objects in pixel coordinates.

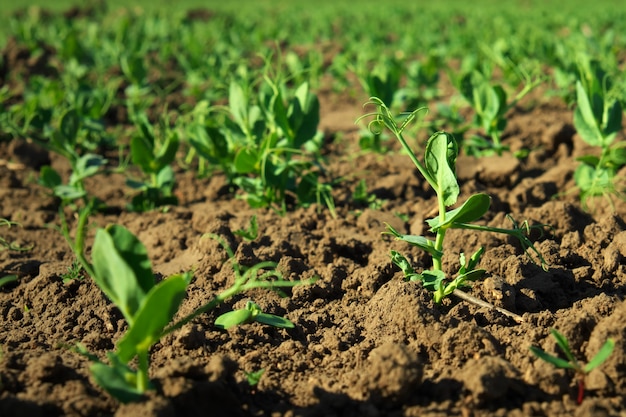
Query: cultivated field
[{"left": 1, "top": 2, "right": 625, "bottom": 416}]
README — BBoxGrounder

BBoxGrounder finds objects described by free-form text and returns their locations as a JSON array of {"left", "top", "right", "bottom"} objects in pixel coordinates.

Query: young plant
[
  {"left": 458, "top": 69, "right": 541, "bottom": 156},
  {"left": 73, "top": 218, "right": 314, "bottom": 402},
  {"left": 37, "top": 108, "right": 108, "bottom": 205},
  {"left": 215, "top": 300, "right": 294, "bottom": 330},
  {"left": 0, "top": 219, "right": 32, "bottom": 252},
  {"left": 227, "top": 76, "right": 335, "bottom": 215},
  {"left": 73, "top": 224, "right": 190, "bottom": 402},
  {"left": 530, "top": 328, "right": 615, "bottom": 404},
  {"left": 359, "top": 98, "right": 546, "bottom": 317},
  {"left": 352, "top": 179, "right": 384, "bottom": 210},
  {"left": 126, "top": 112, "right": 179, "bottom": 212},
  {"left": 571, "top": 60, "right": 625, "bottom": 210},
  {"left": 233, "top": 215, "right": 259, "bottom": 241}
]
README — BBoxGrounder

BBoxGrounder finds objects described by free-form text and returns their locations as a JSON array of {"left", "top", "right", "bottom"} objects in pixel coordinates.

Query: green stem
[
  {"left": 136, "top": 350, "right": 150, "bottom": 393},
  {"left": 74, "top": 203, "right": 96, "bottom": 279},
  {"left": 160, "top": 280, "right": 244, "bottom": 337},
  {"left": 392, "top": 130, "right": 436, "bottom": 188}
]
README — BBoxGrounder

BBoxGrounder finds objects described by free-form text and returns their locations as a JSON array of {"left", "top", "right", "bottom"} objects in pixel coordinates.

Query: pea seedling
[
  {"left": 359, "top": 98, "right": 547, "bottom": 320},
  {"left": 215, "top": 300, "right": 294, "bottom": 330},
  {"left": 73, "top": 221, "right": 314, "bottom": 403},
  {"left": 530, "top": 328, "right": 615, "bottom": 404},
  {"left": 571, "top": 58, "right": 625, "bottom": 210}
]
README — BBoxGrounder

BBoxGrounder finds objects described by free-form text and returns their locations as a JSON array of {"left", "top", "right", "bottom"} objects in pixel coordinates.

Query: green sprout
[
  {"left": 530, "top": 329, "right": 615, "bottom": 404},
  {"left": 571, "top": 58, "right": 625, "bottom": 210},
  {"left": 244, "top": 368, "right": 265, "bottom": 387},
  {"left": 126, "top": 111, "right": 179, "bottom": 212},
  {"left": 0, "top": 219, "right": 32, "bottom": 252},
  {"left": 358, "top": 98, "right": 547, "bottom": 318},
  {"left": 71, "top": 219, "right": 314, "bottom": 403},
  {"left": 233, "top": 216, "right": 259, "bottom": 241},
  {"left": 215, "top": 300, "right": 294, "bottom": 330}
]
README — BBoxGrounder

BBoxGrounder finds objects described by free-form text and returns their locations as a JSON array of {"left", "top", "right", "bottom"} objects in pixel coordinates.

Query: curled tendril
[{"left": 356, "top": 97, "right": 427, "bottom": 137}]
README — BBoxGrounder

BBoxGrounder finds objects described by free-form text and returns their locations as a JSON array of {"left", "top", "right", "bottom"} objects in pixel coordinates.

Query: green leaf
[
  {"left": 385, "top": 223, "right": 442, "bottom": 258},
  {"left": 215, "top": 309, "right": 253, "bottom": 329},
  {"left": 60, "top": 108, "right": 80, "bottom": 145},
  {"left": 116, "top": 274, "right": 188, "bottom": 363},
  {"left": 70, "top": 153, "right": 107, "bottom": 184},
  {"left": 529, "top": 346, "right": 577, "bottom": 370},
  {"left": 255, "top": 313, "right": 295, "bottom": 328},
  {"left": 550, "top": 329, "right": 578, "bottom": 365},
  {"left": 91, "top": 226, "right": 155, "bottom": 323},
  {"left": 451, "top": 269, "right": 486, "bottom": 290},
  {"left": 130, "top": 134, "right": 154, "bottom": 174},
  {"left": 583, "top": 338, "right": 615, "bottom": 373},
  {"left": 424, "top": 132, "right": 459, "bottom": 206},
  {"left": 234, "top": 147, "right": 258, "bottom": 174},
  {"left": 153, "top": 132, "right": 179, "bottom": 172},
  {"left": 426, "top": 193, "right": 491, "bottom": 231},
  {"left": 574, "top": 81, "right": 604, "bottom": 147},
  {"left": 187, "top": 124, "right": 229, "bottom": 164},
  {"left": 245, "top": 369, "right": 265, "bottom": 386},
  {"left": 390, "top": 250, "right": 416, "bottom": 277},
  {"left": 155, "top": 165, "right": 175, "bottom": 191},
  {"left": 106, "top": 225, "right": 155, "bottom": 293},
  {"left": 54, "top": 185, "right": 86, "bottom": 200},
  {"left": 229, "top": 81, "right": 248, "bottom": 129},
  {"left": 89, "top": 353, "right": 143, "bottom": 403},
  {"left": 290, "top": 82, "right": 320, "bottom": 148},
  {"left": 421, "top": 269, "right": 446, "bottom": 292},
  {"left": 39, "top": 166, "right": 62, "bottom": 189}
]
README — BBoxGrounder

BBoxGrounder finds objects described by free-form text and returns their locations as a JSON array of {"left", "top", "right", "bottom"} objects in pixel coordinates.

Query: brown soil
[{"left": 1, "top": 24, "right": 626, "bottom": 417}]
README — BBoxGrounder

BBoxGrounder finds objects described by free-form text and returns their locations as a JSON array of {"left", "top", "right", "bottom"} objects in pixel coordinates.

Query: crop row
[{"left": 0, "top": 3, "right": 624, "bottom": 406}]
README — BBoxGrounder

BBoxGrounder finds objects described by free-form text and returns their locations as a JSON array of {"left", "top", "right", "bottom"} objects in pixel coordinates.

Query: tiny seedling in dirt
[
  {"left": 61, "top": 259, "right": 85, "bottom": 283},
  {"left": 245, "top": 368, "right": 265, "bottom": 388},
  {"left": 215, "top": 300, "right": 294, "bottom": 330},
  {"left": 530, "top": 328, "right": 615, "bottom": 404},
  {"left": 0, "top": 218, "right": 32, "bottom": 252},
  {"left": 37, "top": 108, "right": 108, "bottom": 205},
  {"left": 352, "top": 179, "right": 385, "bottom": 210},
  {"left": 233, "top": 216, "right": 259, "bottom": 241},
  {"left": 359, "top": 98, "right": 548, "bottom": 322}
]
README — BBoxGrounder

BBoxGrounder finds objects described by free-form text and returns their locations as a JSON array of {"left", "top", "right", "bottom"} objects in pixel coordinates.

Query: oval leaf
[
  {"left": 116, "top": 274, "right": 188, "bottom": 363},
  {"left": 255, "top": 313, "right": 294, "bottom": 329},
  {"left": 234, "top": 147, "right": 258, "bottom": 174},
  {"left": 425, "top": 132, "right": 459, "bottom": 207},
  {"left": 92, "top": 228, "right": 151, "bottom": 323},
  {"left": 215, "top": 309, "right": 253, "bottom": 330},
  {"left": 426, "top": 193, "right": 491, "bottom": 231}
]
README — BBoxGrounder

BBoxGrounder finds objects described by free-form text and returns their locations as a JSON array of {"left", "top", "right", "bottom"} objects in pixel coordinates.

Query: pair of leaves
[
  {"left": 215, "top": 300, "right": 294, "bottom": 330},
  {"left": 39, "top": 154, "right": 107, "bottom": 202},
  {"left": 530, "top": 328, "right": 615, "bottom": 374},
  {"left": 390, "top": 250, "right": 486, "bottom": 303},
  {"left": 386, "top": 193, "right": 491, "bottom": 255},
  {"left": 91, "top": 225, "right": 190, "bottom": 360},
  {"left": 574, "top": 80, "right": 622, "bottom": 148},
  {"left": 130, "top": 114, "right": 179, "bottom": 175},
  {"left": 460, "top": 71, "right": 507, "bottom": 134},
  {"left": 424, "top": 132, "right": 459, "bottom": 207}
]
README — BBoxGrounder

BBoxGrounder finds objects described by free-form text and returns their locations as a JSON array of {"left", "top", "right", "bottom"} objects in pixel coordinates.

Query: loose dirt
[{"left": 1, "top": 20, "right": 626, "bottom": 417}]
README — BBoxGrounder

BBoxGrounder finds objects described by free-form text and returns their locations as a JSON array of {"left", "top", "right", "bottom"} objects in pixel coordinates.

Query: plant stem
[
  {"left": 577, "top": 375, "right": 585, "bottom": 404},
  {"left": 137, "top": 350, "right": 149, "bottom": 393},
  {"left": 452, "top": 288, "right": 524, "bottom": 323}
]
